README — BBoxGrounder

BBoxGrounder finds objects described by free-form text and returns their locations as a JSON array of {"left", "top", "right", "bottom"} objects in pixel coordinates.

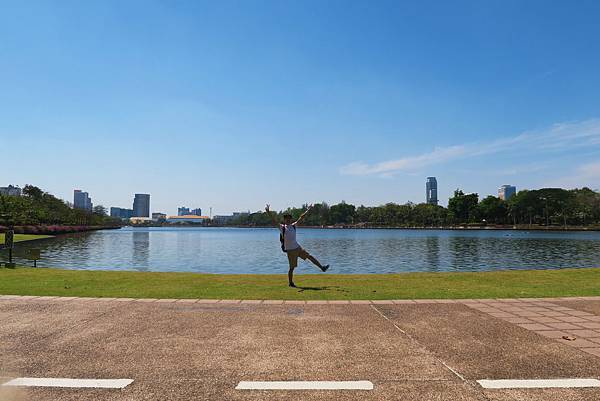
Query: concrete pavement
[{"left": 1, "top": 296, "right": 600, "bottom": 400}]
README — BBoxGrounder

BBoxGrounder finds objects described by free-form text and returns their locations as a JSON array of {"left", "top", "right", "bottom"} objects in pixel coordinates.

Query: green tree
[
  {"left": 329, "top": 201, "right": 356, "bottom": 225},
  {"left": 354, "top": 205, "right": 370, "bottom": 224},
  {"left": 447, "top": 189, "right": 479, "bottom": 224},
  {"left": 478, "top": 196, "right": 508, "bottom": 224},
  {"left": 93, "top": 205, "right": 108, "bottom": 216},
  {"left": 413, "top": 203, "right": 447, "bottom": 227},
  {"left": 0, "top": 185, "right": 118, "bottom": 227}
]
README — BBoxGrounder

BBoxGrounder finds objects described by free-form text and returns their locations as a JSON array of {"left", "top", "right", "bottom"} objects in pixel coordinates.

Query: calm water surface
[{"left": 6, "top": 227, "right": 600, "bottom": 274}]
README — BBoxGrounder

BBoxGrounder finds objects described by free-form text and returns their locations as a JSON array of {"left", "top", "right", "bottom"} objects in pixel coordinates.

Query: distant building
[
  {"left": 213, "top": 212, "right": 249, "bottom": 225},
  {"left": 133, "top": 194, "right": 150, "bottom": 217},
  {"left": 74, "top": 189, "right": 93, "bottom": 211},
  {"left": 166, "top": 215, "right": 209, "bottom": 224},
  {"left": 213, "top": 215, "right": 235, "bottom": 225},
  {"left": 498, "top": 185, "right": 516, "bottom": 201},
  {"left": 129, "top": 217, "right": 152, "bottom": 225},
  {"left": 110, "top": 207, "right": 134, "bottom": 219},
  {"left": 426, "top": 177, "right": 438, "bottom": 205},
  {"left": 178, "top": 207, "right": 202, "bottom": 216},
  {"left": 0, "top": 185, "right": 22, "bottom": 196},
  {"left": 152, "top": 212, "right": 167, "bottom": 221}
]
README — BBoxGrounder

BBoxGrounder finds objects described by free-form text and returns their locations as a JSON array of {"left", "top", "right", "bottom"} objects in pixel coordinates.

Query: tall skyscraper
[
  {"left": 133, "top": 194, "right": 150, "bottom": 217},
  {"left": 426, "top": 177, "right": 438, "bottom": 205},
  {"left": 191, "top": 208, "right": 202, "bottom": 216},
  {"left": 73, "top": 189, "right": 93, "bottom": 211},
  {"left": 178, "top": 207, "right": 190, "bottom": 216},
  {"left": 498, "top": 185, "right": 516, "bottom": 201}
]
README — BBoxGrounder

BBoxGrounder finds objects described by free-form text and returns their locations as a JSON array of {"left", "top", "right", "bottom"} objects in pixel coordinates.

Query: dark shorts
[{"left": 286, "top": 247, "right": 310, "bottom": 268}]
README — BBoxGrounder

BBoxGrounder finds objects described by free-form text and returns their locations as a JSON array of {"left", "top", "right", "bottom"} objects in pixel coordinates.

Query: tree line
[
  {"left": 229, "top": 187, "right": 600, "bottom": 228},
  {"left": 0, "top": 185, "right": 116, "bottom": 227},
  {"left": 2, "top": 185, "right": 598, "bottom": 229}
]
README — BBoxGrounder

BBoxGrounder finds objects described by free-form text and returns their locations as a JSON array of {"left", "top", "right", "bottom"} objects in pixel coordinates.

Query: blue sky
[{"left": 1, "top": 0, "right": 599, "bottom": 215}]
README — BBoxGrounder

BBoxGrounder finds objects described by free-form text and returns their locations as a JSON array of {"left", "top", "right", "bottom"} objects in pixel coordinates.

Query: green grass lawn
[
  {"left": 0, "top": 267, "right": 599, "bottom": 300},
  {"left": 0, "top": 233, "right": 54, "bottom": 243}
]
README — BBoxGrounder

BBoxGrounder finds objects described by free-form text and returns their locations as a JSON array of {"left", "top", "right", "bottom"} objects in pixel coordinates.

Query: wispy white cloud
[
  {"left": 340, "top": 119, "right": 600, "bottom": 176},
  {"left": 546, "top": 161, "right": 600, "bottom": 190},
  {"left": 579, "top": 161, "right": 600, "bottom": 178},
  {"left": 340, "top": 145, "right": 466, "bottom": 176},
  {"left": 484, "top": 162, "right": 551, "bottom": 177}
]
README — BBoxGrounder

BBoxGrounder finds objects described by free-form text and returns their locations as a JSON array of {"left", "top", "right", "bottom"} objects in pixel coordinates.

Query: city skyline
[
  {"left": 7, "top": 180, "right": 555, "bottom": 218},
  {"left": 0, "top": 177, "right": 594, "bottom": 217},
  {"left": 2, "top": 1, "right": 600, "bottom": 213}
]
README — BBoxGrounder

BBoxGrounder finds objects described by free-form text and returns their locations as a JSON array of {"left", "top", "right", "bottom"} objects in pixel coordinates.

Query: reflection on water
[
  {"left": 449, "top": 236, "right": 481, "bottom": 271},
  {"left": 3, "top": 227, "right": 600, "bottom": 274},
  {"left": 425, "top": 236, "right": 440, "bottom": 271},
  {"left": 132, "top": 231, "right": 150, "bottom": 271}
]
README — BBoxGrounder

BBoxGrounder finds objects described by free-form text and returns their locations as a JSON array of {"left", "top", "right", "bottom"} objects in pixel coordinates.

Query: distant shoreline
[
  {"left": 123, "top": 224, "right": 600, "bottom": 232},
  {"left": 231, "top": 225, "right": 600, "bottom": 232}
]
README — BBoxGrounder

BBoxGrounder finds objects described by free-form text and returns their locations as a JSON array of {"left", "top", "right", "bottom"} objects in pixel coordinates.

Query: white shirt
[{"left": 280, "top": 223, "right": 300, "bottom": 251}]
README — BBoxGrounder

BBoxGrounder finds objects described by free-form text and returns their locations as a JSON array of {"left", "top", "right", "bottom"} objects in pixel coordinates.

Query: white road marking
[
  {"left": 236, "top": 381, "right": 373, "bottom": 390},
  {"left": 1, "top": 378, "right": 133, "bottom": 389},
  {"left": 478, "top": 379, "right": 600, "bottom": 389}
]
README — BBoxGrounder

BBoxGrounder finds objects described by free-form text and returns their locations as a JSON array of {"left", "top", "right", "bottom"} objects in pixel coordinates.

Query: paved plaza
[{"left": 1, "top": 295, "right": 600, "bottom": 400}]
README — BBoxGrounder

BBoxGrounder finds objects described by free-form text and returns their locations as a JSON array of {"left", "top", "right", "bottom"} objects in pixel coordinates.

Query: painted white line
[
  {"left": 236, "top": 381, "right": 373, "bottom": 390},
  {"left": 2, "top": 378, "right": 133, "bottom": 389},
  {"left": 478, "top": 379, "right": 600, "bottom": 389}
]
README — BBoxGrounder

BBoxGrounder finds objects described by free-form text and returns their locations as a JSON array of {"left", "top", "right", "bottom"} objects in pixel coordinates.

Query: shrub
[
  {"left": 24, "top": 226, "right": 39, "bottom": 234},
  {"left": 45, "top": 225, "right": 61, "bottom": 234},
  {"left": 1, "top": 224, "right": 113, "bottom": 235}
]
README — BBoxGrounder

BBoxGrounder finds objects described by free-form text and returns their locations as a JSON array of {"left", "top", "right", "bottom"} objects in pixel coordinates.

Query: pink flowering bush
[
  {"left": 9, "top": 225, "right": 113, "bottom": 235},
  {"left": 24, "top": 226, "right": 39, "bottom": 234}
]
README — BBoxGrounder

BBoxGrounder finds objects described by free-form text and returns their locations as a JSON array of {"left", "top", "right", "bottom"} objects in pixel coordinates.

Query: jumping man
[{"left": 265, "top": 204, "right": 330, "bottom": 287}]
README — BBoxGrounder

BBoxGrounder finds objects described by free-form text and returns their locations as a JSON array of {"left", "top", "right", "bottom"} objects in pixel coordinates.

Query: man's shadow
[{"left": 296, "top": 286, "right": 349, "bottom": 293}]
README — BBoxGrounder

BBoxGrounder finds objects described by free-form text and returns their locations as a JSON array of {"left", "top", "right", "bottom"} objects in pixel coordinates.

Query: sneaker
[
  {"left": 321, "top": 264, "right": 330, "bottom": 272},
  {"left": 289, "top": 282, "right": 297, "bottom": 288}
]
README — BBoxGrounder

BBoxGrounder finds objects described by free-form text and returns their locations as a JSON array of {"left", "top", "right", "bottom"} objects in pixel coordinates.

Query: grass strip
[
  {"left": 0, "top": 233, "right": 54, "bottom": 243},
  {"left": 0, "top": 267, "right": 599, "bottom": 300}
]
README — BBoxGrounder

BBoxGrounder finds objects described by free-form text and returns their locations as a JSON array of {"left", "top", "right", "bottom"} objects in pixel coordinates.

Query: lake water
[{"left": 5, "top": 227, "right": 600, "bottom": 274}]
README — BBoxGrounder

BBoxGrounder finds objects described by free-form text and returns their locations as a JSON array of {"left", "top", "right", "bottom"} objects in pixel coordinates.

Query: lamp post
[
  {"left": 4, "top": 228, "right": 15, "bottom": 268},
  {"left": 1, "top": 213, "right": 16, "bottom": 267}
]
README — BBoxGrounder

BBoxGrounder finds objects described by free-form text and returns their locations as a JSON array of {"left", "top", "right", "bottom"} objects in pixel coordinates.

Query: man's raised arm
[
  {"left": 265, "top": 204, "right": 279, "bottom": 227},
  {"left": 294, "top": 204, "right": 314, "bottom": 225}
]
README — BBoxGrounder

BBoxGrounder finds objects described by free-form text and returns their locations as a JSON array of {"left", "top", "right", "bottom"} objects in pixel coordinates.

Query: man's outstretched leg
[{"left": 303, "top": 250, "right": 329, "bottom": 272}]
